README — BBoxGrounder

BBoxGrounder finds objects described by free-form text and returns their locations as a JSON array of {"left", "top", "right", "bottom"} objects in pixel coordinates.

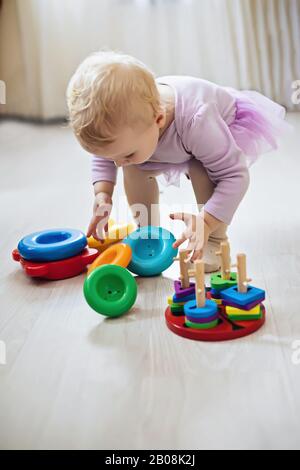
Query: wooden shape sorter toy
[
  {"left": 173, "top": 251, "right": 196, "bottom": 297},
  {"left": 165, "top": 244, "right": 266, "bottom": 342},
  {"left": 210, "top": 242, "right": 237, "bottom": 294},
  {"left": 174, "top": 280, "right": 195, "bottom": 298},
  {"left": 220, "top": 254, "right": 265, "bottom": 306}
]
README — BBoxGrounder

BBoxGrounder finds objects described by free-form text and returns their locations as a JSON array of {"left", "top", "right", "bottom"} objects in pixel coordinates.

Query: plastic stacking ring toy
[
  {"left": 123, "top": 226, "right": 178, "bottom": 277},
  {"left": 88, "top": 221, "right": 136, "bottom": 253},
  {"left": 18, "top": 228, "right": 87, "bottom": 262},
  {"left": 83, "top": 264, "right": 137, "bottom": 317},
  {"left": 87, "top": 243, "right": 132, "bottom": 276},
  {"left": 108, "top": 222, "right": 137, "bottom": 241},
  {"left": 12, "top": 247, "right": 98, "bottom": 280}
]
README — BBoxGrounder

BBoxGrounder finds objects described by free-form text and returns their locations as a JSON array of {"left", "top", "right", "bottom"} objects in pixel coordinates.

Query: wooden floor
[{"left": 0, "top": 114, "right": 300, "bottom": 450}]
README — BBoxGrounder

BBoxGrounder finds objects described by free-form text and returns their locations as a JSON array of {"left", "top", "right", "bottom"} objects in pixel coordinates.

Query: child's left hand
[{"left": 169, "top": 211, "right": 218, "bottom": 262}]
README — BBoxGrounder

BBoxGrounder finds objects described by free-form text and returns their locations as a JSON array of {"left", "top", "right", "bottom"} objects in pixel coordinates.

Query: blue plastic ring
[
  {"left": 123, "top": 225, "right": 178, "bottom": 277},
  {"left": 18, "top": 228, "right": 87, "bottom": 262}
]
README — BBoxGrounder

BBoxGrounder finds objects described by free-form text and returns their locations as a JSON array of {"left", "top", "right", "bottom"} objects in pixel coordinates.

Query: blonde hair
[{"left": 67, "top": 50, "right": 162, "bottom": 152}]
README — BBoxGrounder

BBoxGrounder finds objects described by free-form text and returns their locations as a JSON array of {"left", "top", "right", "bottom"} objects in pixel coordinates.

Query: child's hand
[
  {"left": 87, "top": 192, "right": 113, "bottom": 241},
  {"left": 169, "top": 212, "right": 212, "bottom": 262}
]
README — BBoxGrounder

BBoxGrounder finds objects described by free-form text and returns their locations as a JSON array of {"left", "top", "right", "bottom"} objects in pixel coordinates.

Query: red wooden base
[{"left": 165, "top": 304, "right": 266, "bottom": 342}]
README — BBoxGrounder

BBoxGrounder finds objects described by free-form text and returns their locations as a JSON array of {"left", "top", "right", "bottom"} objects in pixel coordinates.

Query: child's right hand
[{"left": 87, "top": 192, "right": 113, "bottom": 241}]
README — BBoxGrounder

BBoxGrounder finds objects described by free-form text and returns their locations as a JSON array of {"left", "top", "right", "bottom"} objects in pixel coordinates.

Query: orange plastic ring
[{"left": 87, "top": 243, "right": 132, "bottom": 276}]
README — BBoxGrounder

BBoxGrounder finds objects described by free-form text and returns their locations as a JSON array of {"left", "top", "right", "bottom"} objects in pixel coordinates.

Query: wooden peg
[
  {"left": 194, "top": 260, "right": 206, "bottom": 308},
  {"left": 215, "top": 241, "right": 231, "bottom": 280},
  {"left": 237, "top": 253, "right": 248, "bottom": 293},
  {"left": 179, "top": 250, "right": 190, "bottom": 288}
]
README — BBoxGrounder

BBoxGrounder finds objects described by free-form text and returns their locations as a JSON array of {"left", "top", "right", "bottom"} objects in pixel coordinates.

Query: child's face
[{"left": 94, "top": 120, "right": 162, "bottom": 167}]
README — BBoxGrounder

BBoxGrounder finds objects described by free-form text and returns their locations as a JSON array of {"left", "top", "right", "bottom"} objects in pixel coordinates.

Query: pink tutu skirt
[
  {"left": 226, "top": 87, "right": 292, "bottom": 166},
  {"left": 140, "top": 89, "right": 292, "bottom": 187}
]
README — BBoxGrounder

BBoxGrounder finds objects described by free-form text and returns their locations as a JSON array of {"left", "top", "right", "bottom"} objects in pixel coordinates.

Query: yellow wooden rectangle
[
  {"left": 211, "top": 297, "right": 223, "bottom": 305},
  {"left": 225, "top": 304, "right": 261, "bottom": 315},
  {"left": 167, "top": 296, "right": 185, "bottom": 306}
]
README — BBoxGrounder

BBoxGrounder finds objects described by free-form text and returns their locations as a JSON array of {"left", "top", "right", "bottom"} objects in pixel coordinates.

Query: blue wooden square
[
  {"left": 221, "top": 285, "right": 265, "bottom": 307},
  {"left": 210, "top": 288, "right": 222, "bottom": 299},
  {"left": 173, "top": 292, "right": 196, "bottom": 303}
]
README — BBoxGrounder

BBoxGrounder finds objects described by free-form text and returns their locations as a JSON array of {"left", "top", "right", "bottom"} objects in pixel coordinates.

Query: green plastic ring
[{"left": 83, "top": 264, "right": 137, "bottom": 317}]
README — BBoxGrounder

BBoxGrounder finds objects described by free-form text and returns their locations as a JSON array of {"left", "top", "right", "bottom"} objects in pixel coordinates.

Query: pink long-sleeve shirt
[{"left": 91, "top": 76, "right": 250, "bottom": 225}]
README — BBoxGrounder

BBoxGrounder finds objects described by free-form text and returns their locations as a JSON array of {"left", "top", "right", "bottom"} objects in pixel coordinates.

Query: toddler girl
[{"left": 67, "top": 51, "right": 289, "bottom": 272}]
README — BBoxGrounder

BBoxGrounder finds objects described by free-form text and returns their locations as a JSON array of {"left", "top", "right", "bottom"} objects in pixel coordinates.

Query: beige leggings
[{"left": 123, "top": 158, "right": 228, "bottom": 242}]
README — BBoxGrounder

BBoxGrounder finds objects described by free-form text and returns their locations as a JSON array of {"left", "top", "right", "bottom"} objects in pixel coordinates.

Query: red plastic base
[
  {"left": 165, "top": 304, "right": 266, "bottom": 342},
  {"left": 12, "top": 247, "right": 99, "bottom": 280}
]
